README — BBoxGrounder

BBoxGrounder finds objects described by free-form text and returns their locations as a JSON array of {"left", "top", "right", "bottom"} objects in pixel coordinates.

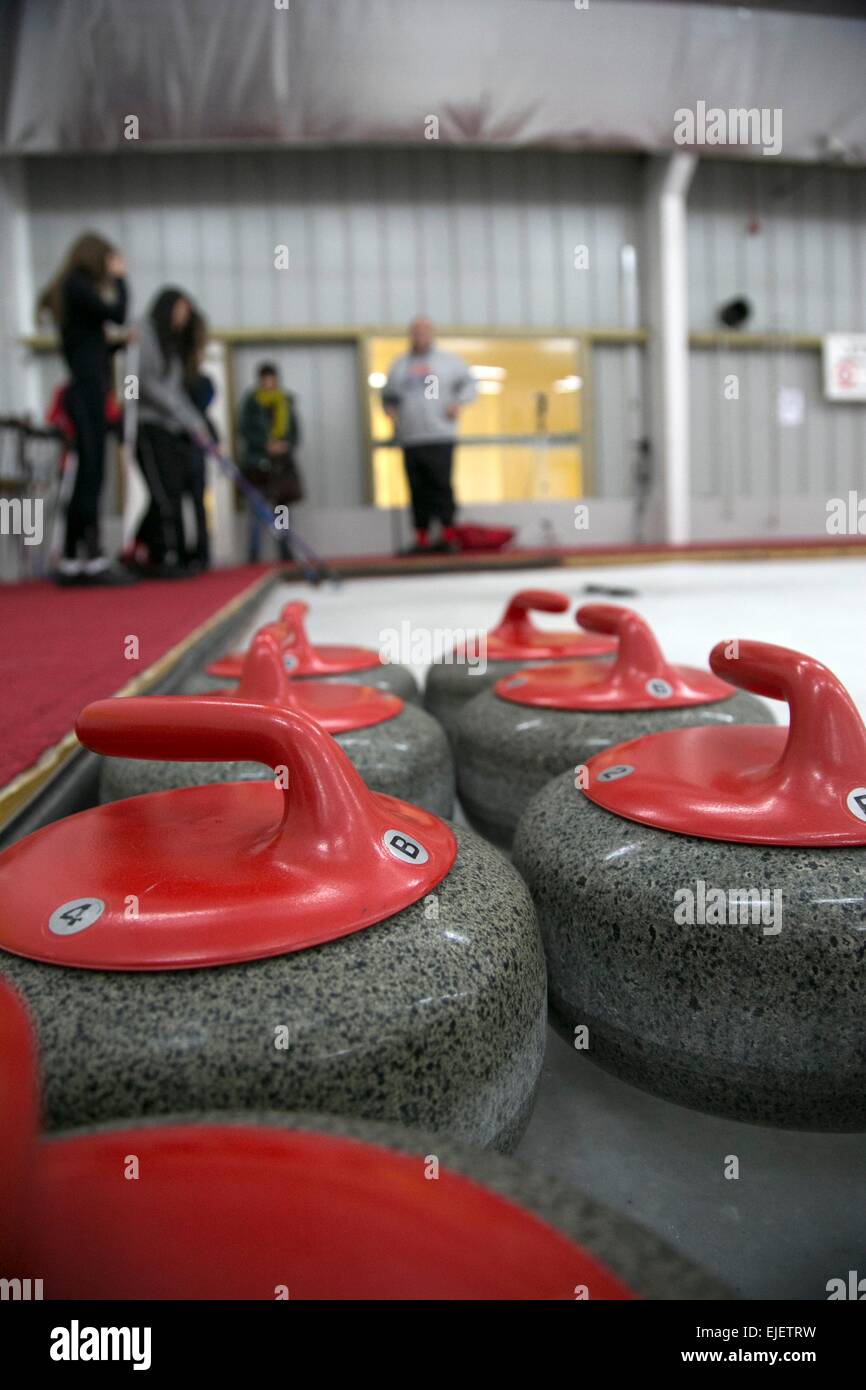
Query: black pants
[
  {"left": 135, "top": 423, "right": 192, "bottom": 565},
  {"left": 403, "top": 442, "right": 456, "bottom": 531},
  {"left": 64, "top": 377, "right": 106, "bottom": 559},
  {"left": 184, "top": 449, "right": 210, "bottom": 566}
]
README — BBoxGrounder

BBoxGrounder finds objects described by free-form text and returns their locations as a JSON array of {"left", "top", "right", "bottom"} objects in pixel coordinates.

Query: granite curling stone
[
  {"left": 0, "top": 982, "right": 725, "bottom": 1300},
  {"left": 0, "top": 694, "right": 545, "bottom": 1151},
  {"left": 456, "top": 603, "right": 774, "bottom": 850},
  {"left": 513, "top": 638, "right": 866, "bottom": 1131},
  {"left": 423, "top": 587, "right": 616, "bottom": 744},
  {"left": 100, "top": 627, "right": 454, "bottom": 818},
  {"left": 194, "top": 598, "right": 419, "bottom": 703}
]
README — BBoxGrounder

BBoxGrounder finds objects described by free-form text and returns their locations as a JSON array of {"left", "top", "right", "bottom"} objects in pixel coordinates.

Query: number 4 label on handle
[{"left": 48, "top": 898, "right": 106, "bottom": 936}]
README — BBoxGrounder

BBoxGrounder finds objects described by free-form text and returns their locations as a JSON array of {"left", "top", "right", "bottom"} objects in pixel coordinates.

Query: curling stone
[
  {"left": 423, "top": 588, "right": 616, "bottom": 743},
  {"left": 0, "top": 696, "right": 544, "bottom": 1149},
  {"left": 456, "top": 604, "right": 774, "bottom": 850},
  {"left": 196, "top": 599, "right": 419, "bottom": 702},
  {"left": 0, "top": 980, "right": 725, "bottom": 1301},
  {"left": 100, "top": 627, "right": 454, "bottom": 818},
  {"left": 513, "top": 640, "right": 866, "bottom": 1131}
]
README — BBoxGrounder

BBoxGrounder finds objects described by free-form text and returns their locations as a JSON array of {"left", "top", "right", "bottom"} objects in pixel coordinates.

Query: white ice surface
[{"left": 248, "top": 557, "right": 866, "bottom": 722}]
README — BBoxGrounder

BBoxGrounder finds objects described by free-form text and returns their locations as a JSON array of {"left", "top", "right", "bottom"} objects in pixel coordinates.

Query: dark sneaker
[
  {"left": 84, "top": 560, "right": 139, "bottom": 586},
  {"left": 54, "top": 559, "right": 86, "bottom": 586}
]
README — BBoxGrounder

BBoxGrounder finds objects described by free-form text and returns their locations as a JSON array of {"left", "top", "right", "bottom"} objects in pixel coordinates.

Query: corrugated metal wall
[
  {"left": 688, "top": 160, "right": 866, "bottom": 335},
  {"left": 0, "top": 162, "right": 27, "bottom": 414},
  {"left": 24, "top": 148, "right": 641, "bottom": 331},
  {"left": 590, "top": 341, "right": 645, "bottom": 501},
  {"left": 22, "top": 146, "right": 642, "bottom": 511},
  {"left": 690, "top": 345, "right": 862, "bottom": 505},
  {"left": 687, "top": 161, "right": 866, "bottom": 508},
  {"left": 15, "top": 148, "right": 866, "bottom": 530},
  {"left": 23, "top": 150, "right": 866, "bottom": 340}
]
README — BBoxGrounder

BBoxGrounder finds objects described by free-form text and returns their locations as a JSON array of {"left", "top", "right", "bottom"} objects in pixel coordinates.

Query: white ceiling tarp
[{"left": 1, "top": 0, "right": 865, "bottom": 164}]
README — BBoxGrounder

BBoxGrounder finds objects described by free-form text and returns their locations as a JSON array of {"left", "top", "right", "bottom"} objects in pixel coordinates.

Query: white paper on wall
[{"left": 777, "top": 387, "right": 805, "bottom": 427}]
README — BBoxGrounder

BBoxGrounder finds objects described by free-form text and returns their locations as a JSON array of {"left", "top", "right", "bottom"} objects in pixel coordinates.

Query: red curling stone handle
[
  {"left": 709, "top": 639, "right": 866, "bottom": 783},
  {"left": 0, "top": 688, "right": 453, "bottom": 971},
  {"left": 76, "top": 695, "right": 378, "bottom": 844},
  {"left": 235, "top": 626, "right": 296, "bottom": 702},
  {"left": 490, "top": 589, "right": 570, "bottom": 643},
  {"left": 585, "top": 638, "right": 866, "bottom": 845},
  {"left": 279, "top": 600, "right": 317, "bottom": 658},
  {"left": 576, "top": 603, "right": 671, "bottom": 682},
  {"left": 280, "top": 599, "right": 310, "bottom": 626}
]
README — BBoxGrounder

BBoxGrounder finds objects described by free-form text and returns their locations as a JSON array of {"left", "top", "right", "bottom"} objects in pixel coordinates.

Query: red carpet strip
[{"left": 0, "top": 566, "right": 272, "bottom": 792}]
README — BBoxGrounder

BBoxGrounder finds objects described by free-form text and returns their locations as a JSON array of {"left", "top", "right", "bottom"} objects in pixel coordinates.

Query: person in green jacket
[{"left": 237, "top": 362, "right": 302, "bottom": 562}]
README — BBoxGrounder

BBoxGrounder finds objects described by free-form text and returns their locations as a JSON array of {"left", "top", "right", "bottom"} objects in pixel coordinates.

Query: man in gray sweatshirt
[{"left": 382, "top": 317, "right": 476, "bottom": 554}]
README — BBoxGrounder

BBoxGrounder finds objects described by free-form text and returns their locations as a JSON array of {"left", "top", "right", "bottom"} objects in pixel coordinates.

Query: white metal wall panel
[
  {"left": 449, "top": 150, "right": 492, "bottom": 327},
  {"left": 689, "top": 162, "right": 866, "bottom": 335},
  {"left": 407, "top": 149, "right": 453, "bottom": 324},
  {"left": 487, "top": 151, "right": 525, "bottom": 326},
  {"left": 690, "top": 346, "right": 866, "bottom": 506},
  {"left": 17, "top": 144, "right": 865, "bottom": 537},
  {"left": 592, "top": 343, "right": 632, "bottom": 501},
  {"left": 521, "top": 152, "right": 557, "bottom": 329},
  {"left": 0, "top": 167, "right": 22, "bottom": 413},
  {"left": 23, "top": 148, "right": 642, "bottom": 335}
]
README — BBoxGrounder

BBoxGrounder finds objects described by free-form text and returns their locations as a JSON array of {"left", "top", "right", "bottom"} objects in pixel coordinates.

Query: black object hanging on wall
[{"left": 718, "top": 298, "right": 753, "bottom": 329}]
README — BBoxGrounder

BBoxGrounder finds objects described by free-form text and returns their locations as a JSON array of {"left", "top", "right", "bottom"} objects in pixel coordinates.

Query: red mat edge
[{"left": 0, "top": 566, "right": 276, "bottom": 827}]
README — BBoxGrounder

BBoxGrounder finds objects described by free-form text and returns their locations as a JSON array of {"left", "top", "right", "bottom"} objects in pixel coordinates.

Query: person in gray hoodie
[
  {"left": 130, "top": 287, "right": 210, "bottom": 576},
  {"left": 382, "top": 317, "right": 476, "bottom": 554}
]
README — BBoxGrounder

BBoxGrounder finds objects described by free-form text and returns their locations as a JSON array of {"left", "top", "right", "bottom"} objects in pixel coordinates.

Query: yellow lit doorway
[{"left": 367, "top": 335, "right": 583, "bottom": 508}]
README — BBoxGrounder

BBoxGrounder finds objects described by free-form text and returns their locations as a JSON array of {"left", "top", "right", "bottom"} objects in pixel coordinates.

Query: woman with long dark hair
[
  {"left": 131, "top": 287, "right": 211, "bottom": 576},
  {"left": 38, "top": 232, "right": 130, "bottom": 583}
]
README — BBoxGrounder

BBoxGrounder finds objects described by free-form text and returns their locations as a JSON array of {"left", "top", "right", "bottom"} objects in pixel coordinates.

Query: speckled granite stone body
[
  {"left": 186, "top": 664, "right": 420, "bottom": 702},
  {"left": 99, "top": 703, "right": 455, "bottom": 818},
  {"left": 70, "top": 1110, "right": 727, "bottom": 1299},
  {"left": 0, "top": 824, "right": 546, "bottom": 1149},
  {"left": 425, "top": 658, "right": 604, "bottom": 745},
  {"left": 457, "top": 688, "right": 774, "bottom": 849},
  {"left": 513, "top": 769, "right": 866, "bottom": 1130}
]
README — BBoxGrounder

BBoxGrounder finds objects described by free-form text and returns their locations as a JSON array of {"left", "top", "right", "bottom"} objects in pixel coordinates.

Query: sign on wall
[{"left": 823, "top": 335, "right": 866, "bottom": 402}]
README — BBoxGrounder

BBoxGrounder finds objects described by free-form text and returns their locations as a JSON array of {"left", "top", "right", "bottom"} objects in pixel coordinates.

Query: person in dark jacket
[
  {"left": 180, "top": 308, "right": 216, "bottom": 572},
  {"left": 130, "top": 287, "right": 211, "bottom": 577},
  {"left": 237, "top": 363, "right": 302, "bottom": 562},
  {"left": 38, "top": 232, "right": 131, "bottom": 584}
]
